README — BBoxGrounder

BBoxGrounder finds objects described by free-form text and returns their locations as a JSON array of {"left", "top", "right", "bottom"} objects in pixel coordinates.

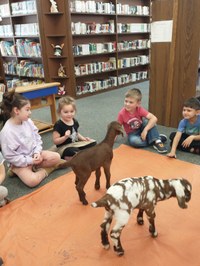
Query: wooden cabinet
[{"left": 0, "top": 0, "right": 150, "bottom": 98}]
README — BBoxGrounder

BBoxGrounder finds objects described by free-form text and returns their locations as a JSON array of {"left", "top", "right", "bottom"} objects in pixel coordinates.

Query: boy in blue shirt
[{"left": 167, "top": 97, "right": 200, "bottom": 158}]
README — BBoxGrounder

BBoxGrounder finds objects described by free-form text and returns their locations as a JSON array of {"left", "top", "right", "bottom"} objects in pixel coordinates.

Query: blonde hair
[
  {"left": 57, "top": 96, "right": 76, "bottom": 114},
  {"left": 125, "top": 88, "right": 142, "bottom": 101}
]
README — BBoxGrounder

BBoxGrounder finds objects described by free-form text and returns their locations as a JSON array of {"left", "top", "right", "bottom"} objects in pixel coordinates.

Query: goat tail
[
  {"left": 91, "top": 195, "right": 111, "bottom": 208},
  {"left": 57, "top": 159, "right": 72, "bottom": 169}
]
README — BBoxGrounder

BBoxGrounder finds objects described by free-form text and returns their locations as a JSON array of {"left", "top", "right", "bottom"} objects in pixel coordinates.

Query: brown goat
[
  {"left": 58, "top": 121, "right": 123, "bottom": 205},
  {"left": 91, "top": 176, "right": 192, "bottom": 256}
]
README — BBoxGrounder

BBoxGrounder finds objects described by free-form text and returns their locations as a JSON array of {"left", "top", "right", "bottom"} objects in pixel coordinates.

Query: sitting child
[
  {"left": 167, "top": 97, "right": 200, "bottom": 158},
  {"left": 53, "top": 96, "right": 96, "bottom": 160},
  {"left": 117, "top": 88, "right": 167, "bottom": 153}
]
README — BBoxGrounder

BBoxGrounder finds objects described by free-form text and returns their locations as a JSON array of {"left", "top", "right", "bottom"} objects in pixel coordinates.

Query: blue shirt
[{"left": 178, "top": 115, "right": 200, "bottom": 135}]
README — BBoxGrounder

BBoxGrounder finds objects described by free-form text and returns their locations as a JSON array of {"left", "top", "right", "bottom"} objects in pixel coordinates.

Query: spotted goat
[{"left": 91, "top": 175, "right": 192, "bottom": 256}]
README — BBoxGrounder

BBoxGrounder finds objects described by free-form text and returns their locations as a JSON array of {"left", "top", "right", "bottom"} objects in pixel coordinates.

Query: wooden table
[{"left": 16, "top": 82, "right": 60, "bottom": 133}]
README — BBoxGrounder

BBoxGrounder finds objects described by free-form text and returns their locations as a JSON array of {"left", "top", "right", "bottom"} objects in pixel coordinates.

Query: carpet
[{"left": 0, "top": 145, "right": 199, "bottom": 266}]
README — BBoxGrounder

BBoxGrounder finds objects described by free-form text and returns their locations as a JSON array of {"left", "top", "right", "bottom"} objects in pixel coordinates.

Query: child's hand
[
  {"left": 141, "top": 129, "right": 148, "bottom": 141},
  {"left": 182, "top": 135, "right": 194, "bottom": 148},
  {"left": 166, "top": 152, "right": 176, "bottom": 158},
  {"left": 65, "top": 130, "right": 71, "bottom": 138},
  {"left": 84, "top": 137, "right": 92, "bottom": 141}
]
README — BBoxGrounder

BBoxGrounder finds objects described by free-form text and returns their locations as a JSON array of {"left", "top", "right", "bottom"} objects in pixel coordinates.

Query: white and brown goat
[
  {"left": 91, "top": 176, "right": 192, "bottom": 256},
  {"left": 59, "top": 121, "right": 123, "bottom": 205}
]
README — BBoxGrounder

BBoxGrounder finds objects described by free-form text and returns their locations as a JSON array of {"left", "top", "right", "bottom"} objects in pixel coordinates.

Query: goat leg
[
  {"left": 94, "top": 168, "right": 101, "bottom": 190},
  {"left": 103, "top": 165, "right": 111, "bottom": 189},
  {"left": 110, "top": 228, "right": 124, "bottom": 256},
  {"left": 137, "top": 209, "right": 144, "bottom": 225},
  {"left": 100, "top": 211, "right": 112, "bottom": 250},
  {"left": 76, "top": 176, "right": 89, "bottom": 205},
  {"left": 145, "top": 209, "right": 158, "bottom": 237}
]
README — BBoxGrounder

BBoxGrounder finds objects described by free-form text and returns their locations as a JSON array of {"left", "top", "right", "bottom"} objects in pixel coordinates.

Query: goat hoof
[
  {"left": 114, "top": 246, "right": 124, "bottom": 256},
  {"left": 103, "top": 244, "right": 110, "bottom": 250},
  {"left": 151, "top": 231, "right": 158, "bottom": 238},
  {"left": 82, "top": 200, "right": 88, "bottom": 205},
  {"left": 95, "top": 184, "right": 100, "bottom": 190},
  {"left": 137, "top": 217, "right": 144, "bottom": 225}
]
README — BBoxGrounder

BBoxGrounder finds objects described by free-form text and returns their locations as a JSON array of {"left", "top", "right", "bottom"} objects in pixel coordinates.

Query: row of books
[
  {"left": 76, "top": 70, "right": 148, "bottom": 95},
  {"left": 6, "top": 78, "right": 44, "bottom": 89},
  {"left": 70, "top": 1, "right": 115, "bottom": 14},
  {"left": 0, "top": 23, "right": 39, "bottom": 37},
  {"left": 71, "top": 20, "right": 115, "bottom": 35},
  {"left": 117, "top": 23, "right": 150, "bottom": 33},
  {"left": 70, "top": 1, "right": 149, "bottom": 16},
  {"left": 116, "top": 4, "right": 149, "bottom": 15},
  {"left": 0, "top": 4, "right": 10, "bottom": 17},
  {"left": 118, "top": 55, "right": 149, "bottom": 69},
  {"left": 74, "top": 57, "right": 116, "bottom": 76},
  {"left": 0, "top": 41, "right": 16, "bottom": 56},
  {"left": 118, "top": 71, "right": 148, "bottom": 85},
  {"left": 76, "top": 76, "right": 117, "bottom": 95},
  {"left": 0, "top": 39, "right": 41, "bottom": 57},
  {"left": 15, "top": 39, "right": 41, "bottom": 57},
  {"left": 73, "top": 42, "right": 116, "bottom": 56},
  {"left": 0, "top": 1, "right": 36, "bottom": 17},
  {"left": 3, "top": 60, "right": 44, "bottom": 78},
  {"left": 14, "top": 23, "right": 39, "bottom": 36},
  {"left": 0, "top": 25, "right": 13, "bottom": 37},
  {"left": 11, "top": 1, "right": 37, "bottom": 15},
  {"left": 118, "top": 39, "right": 150, "bottom": 51}
]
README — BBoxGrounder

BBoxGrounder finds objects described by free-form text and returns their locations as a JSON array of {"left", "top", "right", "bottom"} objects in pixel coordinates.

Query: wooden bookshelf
[
  {"left": 69, "top": 0, "right": 150, "bottom": 98},
  {"left": 0, "top": 0, "right": 150, "bottom": 98},
  {"left": 0, "top": 0, "right": 44, "bottom": 89}
]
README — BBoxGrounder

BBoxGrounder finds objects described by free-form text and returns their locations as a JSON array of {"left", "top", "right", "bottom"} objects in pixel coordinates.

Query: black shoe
[
  {"left": 153, "top": 141, "right": 167, "bottom": 153},
  {"left": 159, "top": 134, "right": 167, "bottom": 143}
]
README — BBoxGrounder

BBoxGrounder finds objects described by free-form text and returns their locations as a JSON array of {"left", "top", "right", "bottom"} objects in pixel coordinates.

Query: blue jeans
[{"left": 128, "top": 119, "right": 160, "bottom": 148}]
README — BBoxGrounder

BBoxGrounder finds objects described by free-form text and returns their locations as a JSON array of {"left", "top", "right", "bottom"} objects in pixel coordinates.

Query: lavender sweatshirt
[{"left": 0, "top": 118, "right": 43, "bottom": 167}]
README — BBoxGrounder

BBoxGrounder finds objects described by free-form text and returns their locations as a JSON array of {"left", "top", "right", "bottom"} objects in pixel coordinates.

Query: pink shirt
[{"left": 117, "top": 106, "right": 149, "bottom": 134}]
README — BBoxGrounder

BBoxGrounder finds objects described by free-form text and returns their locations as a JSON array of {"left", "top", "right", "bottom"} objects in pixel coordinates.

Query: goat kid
[
  {"left": 91, "top": 175, "right": 192, "bottom": 256},
  {"left": 58, "top": 121, "right": 123, "bottom": 205}
]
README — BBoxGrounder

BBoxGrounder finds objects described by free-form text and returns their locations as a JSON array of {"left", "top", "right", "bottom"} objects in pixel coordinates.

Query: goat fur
[
  {"left": 91, "top": 175, "right": 192, "bottom": 256},
  {"left": 58, "top": 121, "right": 123, "bottom": 205}
]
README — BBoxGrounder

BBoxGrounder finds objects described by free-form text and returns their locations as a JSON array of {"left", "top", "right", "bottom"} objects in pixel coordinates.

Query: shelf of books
[
  {"left": 0, "top": 0, "right": 150, "bottom": 98},
  {"left": 70, "top": 0, "right": 150, "bottom": 98},
  {"left": 0, "top": 0, "right": 45, "bottom": 90}
]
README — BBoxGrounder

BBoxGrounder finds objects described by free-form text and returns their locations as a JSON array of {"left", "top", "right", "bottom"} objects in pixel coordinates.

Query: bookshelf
[
  {"left": 0, "top": 0, "right": 45, "bottom": 89},
  {"left": 70, "top": 0, "right": 150, "bottom": 97},
  {"left": 0, "top": 0, "right": 150, "bottom": 98}
]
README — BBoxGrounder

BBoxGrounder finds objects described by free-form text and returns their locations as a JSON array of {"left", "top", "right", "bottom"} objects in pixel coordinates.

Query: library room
[{"left": 0, "top": 0, "right": 200, "bottom": 265}]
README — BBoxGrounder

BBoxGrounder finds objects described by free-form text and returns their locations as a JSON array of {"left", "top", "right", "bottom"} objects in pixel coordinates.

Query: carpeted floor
[{"left": 0, "top": 145, "right": 199, "bottom": 266}]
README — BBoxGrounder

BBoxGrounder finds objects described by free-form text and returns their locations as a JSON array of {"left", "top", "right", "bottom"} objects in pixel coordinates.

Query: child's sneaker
[
  {"left": 153, "top": 141, "right": 167, "bottom": 153},
  {"left": 159, "top": 134, "right": 167, "bottom": 143}
]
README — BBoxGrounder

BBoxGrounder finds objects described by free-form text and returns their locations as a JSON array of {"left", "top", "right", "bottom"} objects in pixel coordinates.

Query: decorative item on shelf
[
  {"left": 58, "top": 85, "right": 66, "bottom": 96},
  {"left": 58, "top": 63, "right": 67, "bottom": 77},
  {"left": 49, "top": 0, "right": 59, "bottom": 13},
  {"left": 51, "top": 43, "right": 64, "bottom": 56}
]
